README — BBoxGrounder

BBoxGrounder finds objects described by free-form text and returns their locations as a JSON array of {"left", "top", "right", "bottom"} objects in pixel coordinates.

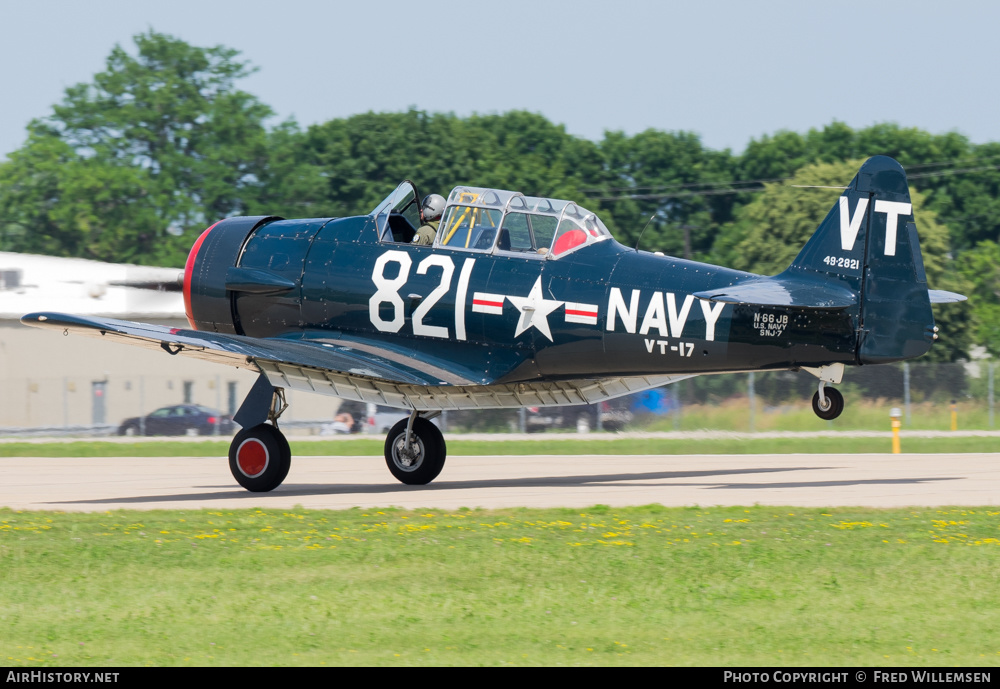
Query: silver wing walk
[{"left": 21, "top": 312, "right": 691, "bottom": 411}]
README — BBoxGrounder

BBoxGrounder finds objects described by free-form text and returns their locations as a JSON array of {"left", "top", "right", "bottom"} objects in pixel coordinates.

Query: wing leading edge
[{"left": 20, "top": 312, "right": 463, "bottom": 387}]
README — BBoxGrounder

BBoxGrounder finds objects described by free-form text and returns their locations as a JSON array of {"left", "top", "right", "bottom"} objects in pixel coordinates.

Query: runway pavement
[{"left": 1, "top": 452, "right": 998, "bottom": 511}]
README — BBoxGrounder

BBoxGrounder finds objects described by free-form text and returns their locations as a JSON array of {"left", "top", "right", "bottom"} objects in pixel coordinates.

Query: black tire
[
  {"left": 228, "top": 424, "right": 291, "bottom": 492},
  {"left": 118, "top": 423, "right": 139, "bottom": 437},
  {"left": 384, "top": 417, "right": 446, "bottom": 485},
  {"left": 812, "top": 388, "right": 844, "bottom": 420},
  {"left": 274, "top": 427, "right": 292, "bottom": 486}
]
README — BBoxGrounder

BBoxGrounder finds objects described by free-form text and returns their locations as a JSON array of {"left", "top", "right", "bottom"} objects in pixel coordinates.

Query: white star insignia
[{"left": 506, "top": 277, "right": 564, "bottom": 341}]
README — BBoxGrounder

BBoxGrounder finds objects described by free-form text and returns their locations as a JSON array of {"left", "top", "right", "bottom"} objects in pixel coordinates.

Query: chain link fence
[
  {"left": 1, "top": 362, "right": 993, "bottom": 436},
  {"left": 431, "top": 361, "right": 991, "bottom": 434}
]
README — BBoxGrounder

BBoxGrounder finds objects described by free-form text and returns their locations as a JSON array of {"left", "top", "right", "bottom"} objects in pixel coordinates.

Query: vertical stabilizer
[{"left": 786, "top": 156, "right": 934, "bottom": 364}]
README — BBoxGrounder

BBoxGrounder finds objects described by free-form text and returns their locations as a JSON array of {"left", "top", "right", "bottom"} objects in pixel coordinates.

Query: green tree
[
  {"left": 738, "top": 129, "right": 811, "bottom": 181},
  {"left": 910, "top": 140, "right": 1000, "bottom": 252},
  {"left": 957, "top": 240, "right": 1000, "bottom": 358},
  {"left": 736, "top": 122, "right": 997, "bottom": 252},
  {"left": 0, "top": 30, "right": 271, "bottom": 265},
  {"left": 587, "top": 129, "right": 735, "bottom": 257},
  {"left": 251, "top": 110, "right": 608, "bottom": 227},
  {"left": 0, "top": 132, "right": 161, "bottom": 261}
]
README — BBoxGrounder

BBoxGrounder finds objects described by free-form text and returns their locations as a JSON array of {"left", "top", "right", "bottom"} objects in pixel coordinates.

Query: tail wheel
[
  {"left": 812, "top": 387, "right": 845, "bottom": 421},
  {"left": 229, "top": 423, "right": 291, "bottom": 492},
  {"left": 384, "top": 417, "right": 446, "bottom": 485}
]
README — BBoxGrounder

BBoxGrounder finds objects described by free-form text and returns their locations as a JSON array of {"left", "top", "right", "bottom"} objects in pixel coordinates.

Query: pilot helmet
[{"left": 421, "top": 194, "right": 446, "bottom": 222}]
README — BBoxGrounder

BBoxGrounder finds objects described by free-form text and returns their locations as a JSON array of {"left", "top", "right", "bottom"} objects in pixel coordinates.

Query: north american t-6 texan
[{"left": 22, "top": 156, "right": 965, "bottom": 492}]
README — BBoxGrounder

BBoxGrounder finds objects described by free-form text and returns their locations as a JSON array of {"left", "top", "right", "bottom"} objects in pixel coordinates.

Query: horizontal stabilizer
[
  {"left": 928, "top": 289, "right": 967, "bottom": 304},
  {"left": 693, "top": 277, "right": 857, "bottom": 310}
]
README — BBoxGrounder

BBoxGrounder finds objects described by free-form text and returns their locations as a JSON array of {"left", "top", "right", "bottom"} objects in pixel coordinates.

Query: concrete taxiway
[{"left": 1, "top": 453, "right": 997, "bottom": 511}]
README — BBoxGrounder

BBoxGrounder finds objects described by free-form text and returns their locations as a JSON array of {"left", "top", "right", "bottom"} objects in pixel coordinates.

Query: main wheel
[
  {"left": 274, "top": 428, "right": 291, "bottom": 486},
  {"left": 229, "top": 423, "right": 291, "bottom": 492},
  {"left": 812, "top": 387, "right": 844, "bottom": 420},
  {"left": 384, "top": 417, "right": 446, "bottom": 485}
]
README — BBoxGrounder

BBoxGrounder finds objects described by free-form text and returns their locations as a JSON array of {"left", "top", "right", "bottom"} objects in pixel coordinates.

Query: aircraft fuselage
[{"left": 224, "top": 214, "right": 857, "bottom": 386}]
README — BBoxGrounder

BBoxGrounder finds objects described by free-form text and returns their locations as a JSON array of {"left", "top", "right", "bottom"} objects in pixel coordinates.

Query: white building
[{"left": 0, "top": 252, "right": 343, "bottom": 432}]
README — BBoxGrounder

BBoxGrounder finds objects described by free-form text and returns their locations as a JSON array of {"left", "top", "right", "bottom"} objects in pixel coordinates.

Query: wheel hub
[
  {"left": 236, "top": 437, "right": 269, "bottom": 478},
  {"left": 392, "top": 435, "right": 424, "bottom": 471}
]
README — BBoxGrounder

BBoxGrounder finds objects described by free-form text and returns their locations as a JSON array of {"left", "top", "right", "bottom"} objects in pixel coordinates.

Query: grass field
[
  {"left": 2, "top": 505, "right": 998, "bottom": 666},
  {"left": 647, "top": 399, "right": 993, "bottom": 433},
  {"left": 1, "top": 434, "right": 997, "bottom": 457}
]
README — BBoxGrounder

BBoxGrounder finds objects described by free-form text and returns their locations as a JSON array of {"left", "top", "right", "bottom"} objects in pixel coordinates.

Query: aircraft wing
[
  {"left": 21, "top": 312, "right": 688, "bottom": 411},
  {"left": 20, "top": 312, "right": 461, "bottom": 387}
]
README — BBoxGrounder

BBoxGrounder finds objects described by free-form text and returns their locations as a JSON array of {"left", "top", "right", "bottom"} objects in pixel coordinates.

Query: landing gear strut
[
  {"left": 384, "top": 412, "right": 447, "bottom": 485},
  {"left": 811, "top": 382, "right": 844, "bottom": 420}
]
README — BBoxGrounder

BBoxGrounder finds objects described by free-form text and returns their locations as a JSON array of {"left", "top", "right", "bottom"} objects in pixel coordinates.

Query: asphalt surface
[
  {"left": 7, "top": 430, "right": 1000, "bottom": 442},
  {"left": 2, "top": 452, "right": 997, "bottom": 511}
]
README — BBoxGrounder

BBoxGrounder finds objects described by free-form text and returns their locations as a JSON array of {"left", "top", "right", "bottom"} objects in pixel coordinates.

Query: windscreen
[{"left": 438, "top": 206, "right": 502, "bottom": 250}]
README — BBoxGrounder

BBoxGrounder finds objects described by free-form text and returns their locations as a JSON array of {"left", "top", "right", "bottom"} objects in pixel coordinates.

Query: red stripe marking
[
  {"left": 473, "top": 299, "right": 504, "bottom": 308},
  {"left": 183, "top": 221, "right": 221, "bottom": 330},
  {"left": 565, "top": 309, "right": 598, "bottom": 317}
]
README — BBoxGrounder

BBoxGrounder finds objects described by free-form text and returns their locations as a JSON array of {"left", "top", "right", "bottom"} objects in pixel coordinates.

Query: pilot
[{"left": 413, "top": 194, "right": 445, "bottom": 245}]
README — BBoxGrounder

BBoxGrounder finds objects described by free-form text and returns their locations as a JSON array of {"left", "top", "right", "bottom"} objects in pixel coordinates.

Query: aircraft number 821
[{"left": 370, "top": 250, "right": 476, "bottom": 339}]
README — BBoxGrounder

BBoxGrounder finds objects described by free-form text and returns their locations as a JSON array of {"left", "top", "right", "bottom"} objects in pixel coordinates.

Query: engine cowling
[{"left": 183, "top": 216, "right": 282, "bottom": 333}]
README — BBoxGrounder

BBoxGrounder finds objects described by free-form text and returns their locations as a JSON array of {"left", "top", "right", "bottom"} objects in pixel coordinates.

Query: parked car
[
  {"left": 525, "top": 400, "right": 633, "bottom": 432},
  {"left": 118, "top": 404, "right": 235, "bottom": 436}
]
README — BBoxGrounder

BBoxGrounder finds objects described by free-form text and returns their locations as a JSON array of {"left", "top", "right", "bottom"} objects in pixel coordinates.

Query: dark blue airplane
[{"left": 22, "top": 156, "right": 964, "bottom": 492}]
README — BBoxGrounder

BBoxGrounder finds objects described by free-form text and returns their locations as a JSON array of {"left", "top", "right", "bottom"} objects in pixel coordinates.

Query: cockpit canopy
[{"left": 369, "top": 182, "right": 611, "bottom": 259}]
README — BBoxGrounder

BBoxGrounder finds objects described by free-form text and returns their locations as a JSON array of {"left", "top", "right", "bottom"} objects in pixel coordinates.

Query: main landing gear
[
  {"left": 230, "top": 422, "right": 291, "bottom": 492},
  {"left": 384, "top": 412, "right": 447, "bottom": 485},
  {"left": 228, "top": 373, "right": 447, "bottom": 492},
  {"left": 228, "top": 383, "right": 291, "bottom": 492}
]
